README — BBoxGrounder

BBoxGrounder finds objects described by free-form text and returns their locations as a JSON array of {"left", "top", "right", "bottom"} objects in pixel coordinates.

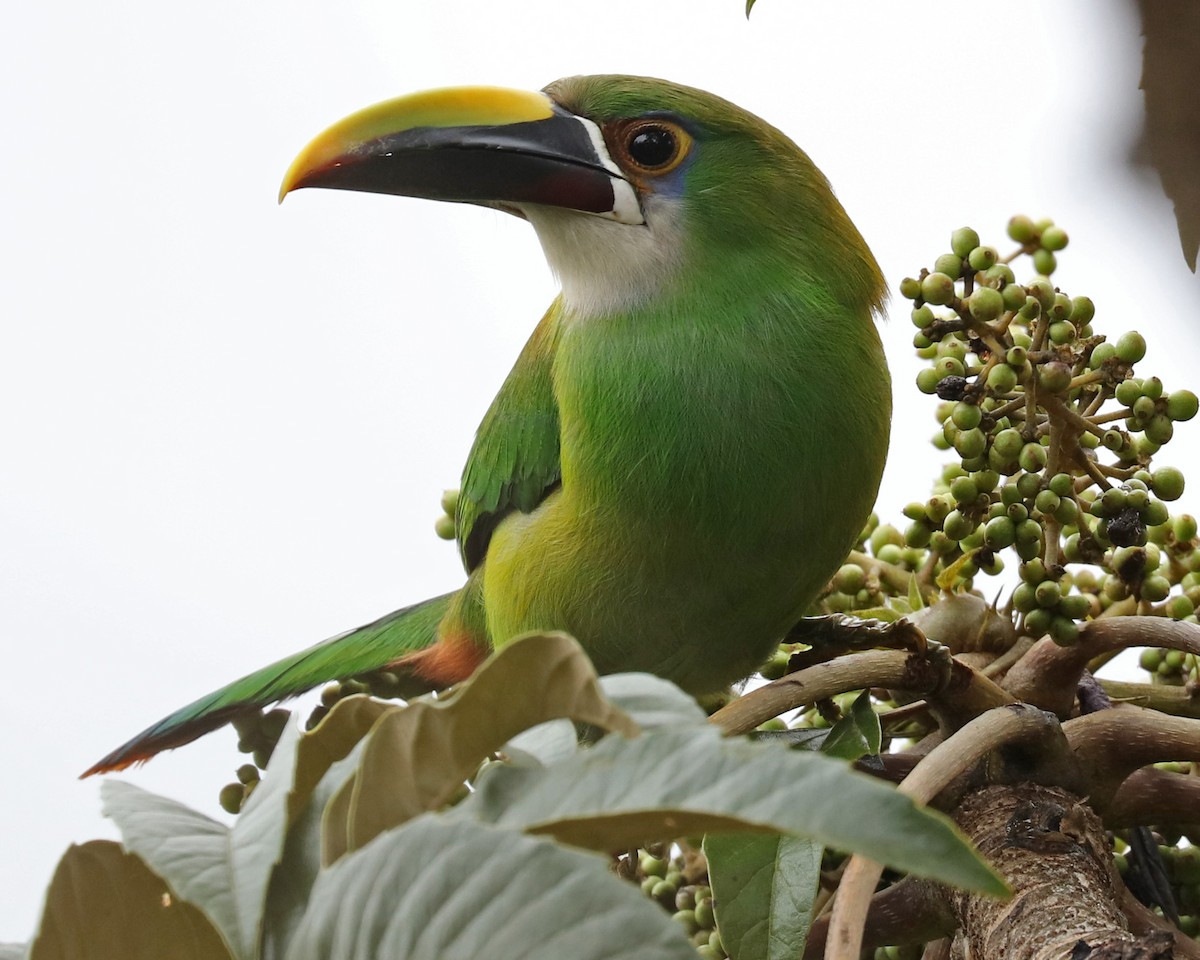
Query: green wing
[{"left": 457, "top": 298, "right": 564, "bottom": 570}]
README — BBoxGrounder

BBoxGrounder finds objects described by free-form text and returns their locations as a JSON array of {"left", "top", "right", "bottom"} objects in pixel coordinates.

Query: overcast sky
[{"left": 2, "top": 0, "right": 1197, "bottom": 942}]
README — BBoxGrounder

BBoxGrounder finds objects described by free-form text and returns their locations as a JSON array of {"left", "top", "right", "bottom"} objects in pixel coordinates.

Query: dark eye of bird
[{"left": 627, "top": 126, "right": 677, "bottom": 169}]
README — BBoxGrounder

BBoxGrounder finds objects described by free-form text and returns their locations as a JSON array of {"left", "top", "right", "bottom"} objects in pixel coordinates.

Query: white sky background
[{"left": 2, "top": 0, "right": 1198, "bottom": 941}]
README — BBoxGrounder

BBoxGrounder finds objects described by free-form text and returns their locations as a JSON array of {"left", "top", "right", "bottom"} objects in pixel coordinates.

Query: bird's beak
[{"left": 279, "top": 86, "right": 643, "bottom": 225}]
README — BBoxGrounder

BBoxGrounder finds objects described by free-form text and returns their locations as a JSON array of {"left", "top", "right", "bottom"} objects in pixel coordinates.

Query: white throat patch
[{"left": 523, "top": 195, "right": 685, "bottom": 321}]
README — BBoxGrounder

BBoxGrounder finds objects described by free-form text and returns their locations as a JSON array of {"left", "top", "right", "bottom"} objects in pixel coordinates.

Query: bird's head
[{"left": 281, "top": 75, "right": 883, "bottom": 318}]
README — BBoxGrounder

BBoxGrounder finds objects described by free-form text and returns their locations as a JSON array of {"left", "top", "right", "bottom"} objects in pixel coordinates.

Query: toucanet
[{"left": 85, "top": 75, "right": 890, "bottom": 776}]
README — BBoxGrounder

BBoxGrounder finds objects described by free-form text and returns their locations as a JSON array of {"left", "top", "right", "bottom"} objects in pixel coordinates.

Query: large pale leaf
[
  {"left": 460, "top": 726, "right": 1004, "bottom": 895},
  {"left": 261, "top": 748, "right": 365, "bottom": 960},
  {"left": 598, "top": 673, "right": 708, "bottom": 729},
  {"left": 28, "top": 841, "right": 230, "bottom": 960},
  {"left": 286, "top": 816, "right": 697, "bottom": 960},
  {"left": 332, "top": 632, "right": 637, "bottom": 856},
  {"left": 705, "top": 834, "right": 820, "bottom": 960}
]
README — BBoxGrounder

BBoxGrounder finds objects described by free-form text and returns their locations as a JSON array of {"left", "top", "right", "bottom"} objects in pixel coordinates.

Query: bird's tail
[{"left": 82, "top": 592, "right": 456, "bottom": 777}]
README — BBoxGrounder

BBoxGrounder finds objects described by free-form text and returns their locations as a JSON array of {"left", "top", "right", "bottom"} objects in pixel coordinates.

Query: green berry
[
  {"left": 1038, "top": 361, "right": 1072, "bottom": 394},
  {"left": 1019, "top": 443, "right": 1047, "bottom": 472},
  {"left": 440, "top": 488, "right": 459, "bottom": 515},
  {"left": 1027, "top": 279, "right": 1055, "bottom": 311},
  {"left": 1115, "top": 379, "right": 1143, "bottom": 408},
  {"left": 1012, "top": 581, "right": 1037, "bottom": 612},
  {"left": 1049, "top": 616, "right": 1079, "bottom": 646},
  {"left": 904, "top": 521, "right": 932, "bottom": 548},
  {"left": 1048, "top": 321, "right": 1076, "bottom": 344},
  {"left": 968, "top": 245, "right": 999, "bottom": 272},
  {"left": 935, "top": 356, "right": 966, "bottom": 379},
  {"left": 1070, "top": 296, "right": 1095, "bottom": 324},
  {"left": 968, "top": 286, "right": 1005, "bottom": 322},
  {"left": 1167, "top": 390, "right": 1199, "bottom": 422},
  {"left": 835, "top": 563, "right": 866, "bottom": 593},
  {"left": 984, "top": 516, "right": 1016, "bottom": 549},
  {"left": 1145, "top": 414, "right": 1174, "bottom": 445},
  {"left": 1116, "top": 331, "right": 1147, "bottom": 364},
  {"left": 1153, "top": 467, "right": 1186, "bottom": 502},
  {"left": 992, "top": 429, "right": 1024, "bottom": 461},
  {"left": 1139, "top": 648, "right": 1163, "bottom": 672},
  {"left": 1006, "top": 346, "right": 1028, "bottom": 367},
  {"left": 899, "top": 277, "right": 922, "bottom": 300},
  {"left": 1142, "top": 575, "right": 1172, "bottom": 603},
  {"left": 1142, "top": 377, "right": 1163, "bottom": 399},
  {"left": 1059, "top": 593, "right": 1092, "bottom": 619},
  {"left": 987, "top": 364, "right": 1019, "bottom": 394},
  {"left": 911, "top": 304, "right": 935, "bottom": 328},
  {"left": 1034, "top": 489, "right": 1061, "bottom": 515},
  {"left": 1016, "top": 518, "right": 1043, "bottom": 544},
  {"left": 916, "top": 368, "right": 941, "bottom": 394},
  {"left": 1168, "top": 595, "right": 1195, "bottom": 620},
  {"left": 219, "top": 783, "right": 245, "bottom": 815},
  {"left": 921, "top": 272, "right": 956, "bottom": 305},
  {"left": 1040, "top": 226, "right": 1069, "bottom": 251},
  {"left": 902, "top": 501, "right": 928, "bottom": 521},
  {"left": 954, "top": 427, "right": 987, "bottom": 459},
  {"left": 694, "top": 899, "right": 715, "bottom": 929},
  {"left": 1174, "top": 514, "right": 1198, "bottom": 541},
  {"left": 983, "top": 263, "right": 1016, "bottom": 287},
  {"left": 933, "top": 254, "right": 964, "bottom": 280},
  {"left": 972, "top": 469, "right": 1000, "bottom": 492},
  {"left": 1032, "top": 249, "right": 1057, "bottom": 275},
  {"left": 951, "top": 403, "right": 982, "bottom": 431},
  {"left": 434, "top": 514, "right": 456, "bottom": 540},
  {"left": 1024, "top": 607, "right": 1053, "bottom": 637},
  {"left": 943, "top": 510, "right": 976, "bottom": 541},
  {"left": 1089, "top": 342, "right": 1116, "bottom": 369},
  {"left": 1048, "top": 473, "right": 1074, "bottom": 497},
  {"left": 1035, "top": 579, "right": 1061, "bottom": 608},
  {"left": 951, "top": 227, "right": 981, "bottom": 258},
  {"left": 1001, "top": 283, "right": 1027, "bottom": 311},
  {"left": 949, "top": 475, "right": 979, "bottom": 504},
  {"left": 1007, "top": 215, "right": 1036, "bottom": 243}
]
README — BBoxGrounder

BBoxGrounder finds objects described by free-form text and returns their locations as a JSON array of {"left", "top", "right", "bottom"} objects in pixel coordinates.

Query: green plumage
[{"left": 86, "top": 75, "right": 890, "bottom": 775}]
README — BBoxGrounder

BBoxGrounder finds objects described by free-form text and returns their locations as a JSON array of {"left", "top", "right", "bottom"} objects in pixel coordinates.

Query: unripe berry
[
  {"left": 1116, "top": 331, "right": 1147, "bottom": 364},
  {"left": 951, "top": 227, "right": 981, "bottom": 258},
  {"left": 911, "top": 304, "right": 935, "bottom": 328},
  {"left": 968, "top": 245, "right": 999, "bottom": 272},
  {"left": 968, "top": 286, "right": 1004, "bottom": 322},
  {"left": 1007, "top": 214, "right": 1036, "bottom": 243},
  {"left": 933, "top": 254, "right": 964, "bottom": 280},
  {"left": 899, "top": 277, "right": 922, "bottom": 300},
  {"left": 987, "top": 364, "right": 1019, "bottom": 394},
  {"left": 921, "top": 272, "right": 956, "bottom": 305},
  {"left": 1040, "top": 226, "right": 1069, "bottom": 251},
  {"left": 1167, "top": 390, "right": 1199, "bottom": 422},
  {"left": 1070, "top": 296, "right": 1095, "bottom": 324},
  {"left": 1038, "top": 361, "right": 1072, "bottom": 393},
  {"left": 1153, "top": 467, "right": 1186, "bottom": 502},
  {"left": 1048, "top": 321, "right": 1076, "bottom": 344}
]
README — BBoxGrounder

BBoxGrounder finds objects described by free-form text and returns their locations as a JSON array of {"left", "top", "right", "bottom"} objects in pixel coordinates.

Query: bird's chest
[{"left": 553, "top": 322, "right": 812, "bottom": 521}]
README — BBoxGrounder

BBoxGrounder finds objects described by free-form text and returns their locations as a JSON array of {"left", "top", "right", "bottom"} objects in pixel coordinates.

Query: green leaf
[
  {"left": 705, "top": 834, "right": 821, "bottom": 960},
  {"left": 744, "top": 0, "right": 756, "bottom": 17},
  {"left": 907, "top": 573, "right": 925, "bottom": 611},
  {"left": 330, "top": 632, "right": 638, "bottom": 858},
  {"left": 27, "top": 841, "right": 230, "bottom": 960},
  {"left": 461, "top": 726, "right": 1004, "bottom": 895},
  {"left": 101, "top": 718, "right": 314, "bottom": 960},
  {"left": 599, "top": 673, "right": 708, "bottom": 730},
  {"left": 287, "top": 815, "right": 697, "bottom": 960},
  {"left": 821, "top": 691, "right": 882, "bottom": 761}
]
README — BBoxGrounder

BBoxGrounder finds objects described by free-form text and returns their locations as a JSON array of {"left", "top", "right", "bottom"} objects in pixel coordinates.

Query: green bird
[{"left": 85, "top": 75, "right": 890, "bottom": 776}]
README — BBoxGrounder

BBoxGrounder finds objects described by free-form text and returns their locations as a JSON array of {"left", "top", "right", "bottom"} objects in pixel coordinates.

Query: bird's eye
[
  {"left": 628, "top": 126, "right": 676, "bottom": 168},
  {"left": 612, "top": 120, "right": 692, "bottom": 176}
]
